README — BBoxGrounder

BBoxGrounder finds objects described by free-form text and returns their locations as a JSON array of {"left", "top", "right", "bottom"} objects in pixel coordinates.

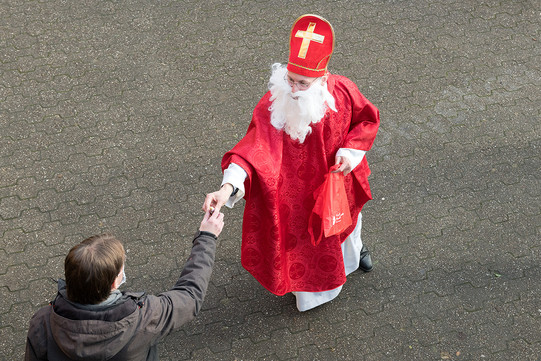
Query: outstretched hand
[
  {"left": 202, "top": 183, "right": 233, "bottom": 214},
  {"left": 199, "top": 208, "right": 225, "bottom": 237}
]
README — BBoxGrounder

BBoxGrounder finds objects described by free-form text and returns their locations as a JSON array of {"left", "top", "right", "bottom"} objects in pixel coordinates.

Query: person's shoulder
[
  {"left": 255, "top": 91, "right": 272, "bottom": 107},
  {"left": 28, "top": 304, "right": 53, "bottom": 332},
  {"left": 32, "top": 304, "right": 53, "bottom": 319},
  {"left": 329, "top": 74, "right": 363, "bottom": 99},
  {"left": 329, "top": 73, "right": 358, "bottom": 88},
  {"left": 252, "top": 91, "right": 273, "bottom": 118},
  {"left": 26, "top": 306, "right": 51, "bottom": 360}
]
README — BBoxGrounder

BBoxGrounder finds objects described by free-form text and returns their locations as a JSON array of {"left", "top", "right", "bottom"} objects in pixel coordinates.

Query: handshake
[
  {"left": 199, "top": 204, "right": 224, "bottom": 238},
  {"left": 200, "top": 182, "right": 236, "bottom": 238}
]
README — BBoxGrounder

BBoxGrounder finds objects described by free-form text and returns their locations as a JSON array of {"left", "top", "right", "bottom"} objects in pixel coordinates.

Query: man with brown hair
[
  {"left": 25, "top": 210, "right": 224, "bottom": 360},
  {"left": 64, "top": 233, "right": 126, "bottom": 305}
]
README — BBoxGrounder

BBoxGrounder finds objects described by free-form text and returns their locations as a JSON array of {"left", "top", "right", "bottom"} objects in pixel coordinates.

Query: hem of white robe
[{"left": 294, "top": 212, "right": 363, "bottom": 312}]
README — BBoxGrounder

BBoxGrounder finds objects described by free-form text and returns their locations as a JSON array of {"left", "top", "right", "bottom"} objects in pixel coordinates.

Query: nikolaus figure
[{"left": 204, "top": 14, "right": 380, "bottom": 311}]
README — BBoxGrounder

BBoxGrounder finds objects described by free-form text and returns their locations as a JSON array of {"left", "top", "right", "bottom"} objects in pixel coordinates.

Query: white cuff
[
  {"left": 336, "top": 148, "right": 366, "bottom": 171},
  {"left": 221, "top": 163, "right": 248, "bottom": 208}
]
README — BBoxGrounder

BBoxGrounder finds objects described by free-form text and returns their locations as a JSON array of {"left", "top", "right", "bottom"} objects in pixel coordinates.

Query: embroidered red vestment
[{"left": 222, "top": 74, "right": 380, "bottom": 295}]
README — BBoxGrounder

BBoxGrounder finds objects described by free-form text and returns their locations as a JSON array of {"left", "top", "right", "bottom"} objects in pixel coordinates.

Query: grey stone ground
[{"left": 1, "top": 0, "right": 540, "bottom": 360}]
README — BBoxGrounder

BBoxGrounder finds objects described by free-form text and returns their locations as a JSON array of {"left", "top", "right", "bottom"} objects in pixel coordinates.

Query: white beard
[{"left": 268, "top": 63, "right": 337, "bottom": 143}]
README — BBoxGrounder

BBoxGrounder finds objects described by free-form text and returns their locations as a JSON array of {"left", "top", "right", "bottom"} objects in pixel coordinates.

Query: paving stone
[{"left": 1, "top": 0, "right": 540, "bottom": 360}]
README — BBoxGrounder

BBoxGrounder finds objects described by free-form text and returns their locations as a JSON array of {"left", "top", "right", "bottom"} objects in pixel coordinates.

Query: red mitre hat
[{"left": 287, "top": 14, "right": 335, "bottom": 77}]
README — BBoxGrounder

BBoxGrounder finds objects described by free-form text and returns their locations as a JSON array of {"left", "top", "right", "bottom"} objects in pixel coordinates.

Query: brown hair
[{"left": 65, "top": 234, "right": 125, "bottom": 304}]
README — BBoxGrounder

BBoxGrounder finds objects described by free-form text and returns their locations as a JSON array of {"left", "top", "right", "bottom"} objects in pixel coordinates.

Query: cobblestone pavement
[{"left": 1, "top": 1, "right": 540, "bottom": 360}]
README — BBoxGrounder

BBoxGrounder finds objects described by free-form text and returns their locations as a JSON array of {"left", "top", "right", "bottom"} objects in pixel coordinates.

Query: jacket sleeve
[{"left": 141, "top": 232, "right": 218, "bottom": 344}]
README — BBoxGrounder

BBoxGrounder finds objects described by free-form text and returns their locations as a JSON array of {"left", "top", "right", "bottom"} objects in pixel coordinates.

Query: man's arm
[
  {"left": 332, "top": 77, "right": 379, "bottom": 175},
  {"left": 142, "top": 210, "right": 224, "bottom": 344},
  {"left": 339, "top": 77, "right": 380, "bottom": 151}
]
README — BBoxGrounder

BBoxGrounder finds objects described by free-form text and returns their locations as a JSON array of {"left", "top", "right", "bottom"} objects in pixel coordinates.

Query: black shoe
[{"left": 358, "top": 244, "right": 373, "bottom": 272}]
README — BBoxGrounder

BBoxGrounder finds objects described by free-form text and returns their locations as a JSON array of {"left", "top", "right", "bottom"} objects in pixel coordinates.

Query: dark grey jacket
[{"left": 25, "top": 232, "right": 217, "bottom": 361}]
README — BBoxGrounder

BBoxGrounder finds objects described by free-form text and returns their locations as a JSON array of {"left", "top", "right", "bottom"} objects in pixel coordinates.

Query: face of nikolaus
[
  {"left": 268, "top": 64, "right": 336, "bottom": 143},
  {"left": 286, "top": 72, "right": 321, "bottom": 94}
]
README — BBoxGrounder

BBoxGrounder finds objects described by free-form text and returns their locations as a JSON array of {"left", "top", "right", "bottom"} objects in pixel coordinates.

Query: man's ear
[
  {"left": 111, "top": 268, "right": 123, "bottom": 290},
  {"left": 321, "top": 73, "right": 329, "bottom": 85}
]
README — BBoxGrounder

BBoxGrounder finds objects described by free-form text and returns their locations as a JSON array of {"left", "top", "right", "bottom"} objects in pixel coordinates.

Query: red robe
[{"left": 222, "top": 74, "right": 380, "bottom": 295}]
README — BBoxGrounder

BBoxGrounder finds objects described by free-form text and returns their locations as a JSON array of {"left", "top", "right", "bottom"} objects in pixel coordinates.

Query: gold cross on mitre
[{"left": 295, "top": 22, "right": 325, "bottom": 59}]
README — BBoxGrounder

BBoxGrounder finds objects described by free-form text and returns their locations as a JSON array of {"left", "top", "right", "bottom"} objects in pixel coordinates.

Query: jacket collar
[{"left": 53, "top": 279, "right": 144, "bottom": 322}]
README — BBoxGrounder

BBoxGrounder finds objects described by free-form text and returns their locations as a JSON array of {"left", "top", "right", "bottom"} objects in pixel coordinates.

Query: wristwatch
[{"left": 222, "top": 183, "right": 238, "bottom": 197}]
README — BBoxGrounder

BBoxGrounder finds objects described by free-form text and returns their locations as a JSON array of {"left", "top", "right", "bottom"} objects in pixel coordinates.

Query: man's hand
[
  {"left": 199, "top": 209, "right": 225, "bottom": 237},
  {"left": 203, "top": 183, "right": 233, "bottom": 214},
  {"left": 333, "top": 156, "right": 352, "bottom": 175}
]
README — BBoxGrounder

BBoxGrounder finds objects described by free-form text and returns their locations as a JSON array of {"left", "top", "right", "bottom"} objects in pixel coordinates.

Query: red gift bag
[{"left": 308, "top": 165, "right": 352, "bottom": 246}]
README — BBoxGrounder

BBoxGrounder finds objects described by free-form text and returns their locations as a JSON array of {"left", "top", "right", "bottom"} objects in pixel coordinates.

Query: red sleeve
[
  {"left": 338, "top": 77, "right": 380, "bottom": 151},
  {"left": 221, "top": 92, "right": 282, "bottom": 196},
  {"left": 221, "top": 122, "right": 256, "bottom": 184}
]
